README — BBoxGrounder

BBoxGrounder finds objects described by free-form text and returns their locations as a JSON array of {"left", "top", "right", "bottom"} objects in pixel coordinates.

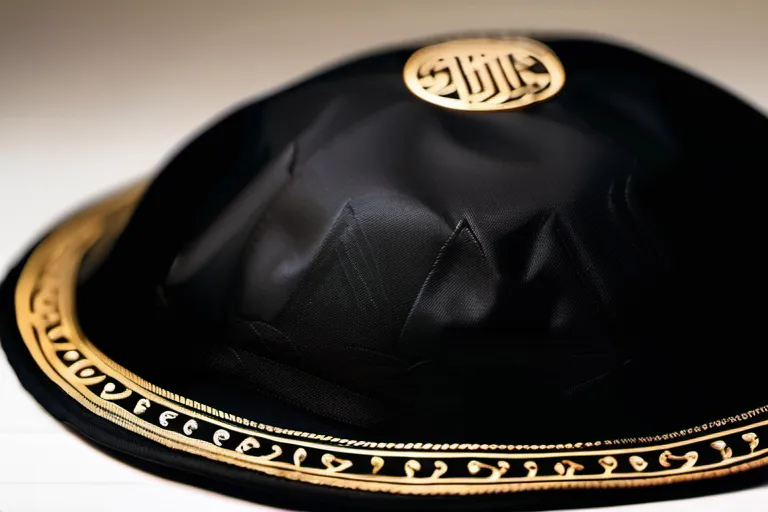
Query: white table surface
[{"left": 1, "top": 1, "right": 766, "bottom": 510}]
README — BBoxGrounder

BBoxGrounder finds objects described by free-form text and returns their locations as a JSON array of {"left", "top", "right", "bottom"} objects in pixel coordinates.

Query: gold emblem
[{"left": 403, "top": 37, "right": 565, "bottom": 112}]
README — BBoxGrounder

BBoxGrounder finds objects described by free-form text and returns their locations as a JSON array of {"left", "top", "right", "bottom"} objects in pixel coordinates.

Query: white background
[{"left": 1, "top": 1, "right": 766, "bottom": 510}]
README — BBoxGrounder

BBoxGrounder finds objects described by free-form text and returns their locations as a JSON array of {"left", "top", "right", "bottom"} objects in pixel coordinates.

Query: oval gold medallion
[{"left": 403, "top": 37, "right": 565, "bottom": 112}]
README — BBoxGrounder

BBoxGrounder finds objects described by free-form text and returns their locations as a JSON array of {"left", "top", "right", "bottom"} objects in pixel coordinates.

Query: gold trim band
[{"left": 13, "top": 185, "right": 768, "bottom": 494}]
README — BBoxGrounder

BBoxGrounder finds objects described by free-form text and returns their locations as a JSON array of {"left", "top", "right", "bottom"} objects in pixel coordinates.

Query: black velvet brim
[{"left": 2, "top": 234, "right": 768, "bottom": 511}]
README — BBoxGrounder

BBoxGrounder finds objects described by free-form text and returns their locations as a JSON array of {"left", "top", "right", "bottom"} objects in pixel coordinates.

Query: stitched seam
[
  {"left": 397, "top": 218, "right": 486, "bottom": 343},
  {"left": 347, "top": 202, "right": 393, "bottom": 315},
  {"left": 271, "top": 199, "right": 353, "bottom": 332},
  {"left": 553, "top": 216, "right": 609, "bottom": 324},
  {"left": 337, "top": 206, "right": 380, "bottom": 314}
]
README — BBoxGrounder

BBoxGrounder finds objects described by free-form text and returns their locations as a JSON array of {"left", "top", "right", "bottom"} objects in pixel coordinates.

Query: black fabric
[
  {"left": 71, "top": 34, "right": 768, "bottom": 448},
  {"left": 6, "top": 224, "right": 768, "bottom": 512}
]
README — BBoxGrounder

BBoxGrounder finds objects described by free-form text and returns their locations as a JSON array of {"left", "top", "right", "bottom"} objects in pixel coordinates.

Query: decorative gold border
[{"left": 13, "top": 184, "right": 768, "bottom": 495}]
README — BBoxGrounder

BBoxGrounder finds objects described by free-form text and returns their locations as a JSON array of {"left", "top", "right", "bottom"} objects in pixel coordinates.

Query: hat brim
[{"left": 4, "top": 183, "right": 768, "bottom": 510}]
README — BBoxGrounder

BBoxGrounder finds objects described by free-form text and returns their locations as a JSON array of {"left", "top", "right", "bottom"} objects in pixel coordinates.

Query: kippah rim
[{"left": 12, "top": 183, "right": 768, "bottom": 495}]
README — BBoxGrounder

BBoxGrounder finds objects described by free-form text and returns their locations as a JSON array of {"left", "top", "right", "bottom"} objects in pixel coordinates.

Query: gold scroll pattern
[{"left": 13, "top": 183, "right": 768, "bottom": 495}]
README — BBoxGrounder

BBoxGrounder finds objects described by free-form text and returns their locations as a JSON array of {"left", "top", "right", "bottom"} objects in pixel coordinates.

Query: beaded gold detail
[
  {"left": 236, "top": 437, "right": 260, "bottom": 454},
  {"left": 629, "top": 455, "right": 649, "bottom": 472},
  {"left": 599, "top": 456, "right": 618, "bottom": 475},
  {"left": 183, "top": 420, "right": 198, "bottom": 436},
  {"left": 743, "top": 433, "right": 760, "bottom": 453},
  {"left": 371, "top": 456, "right": 385, "bottom": 474},
  {"left": 133, "top": 398, "right": 151, "bottom": 415},
  {"left": 213, "top": 429, "right": 231, "bottom": 447},
  {"left": 659, "top": 451, "right": 698, "bottom": 470},
  {"left": 711, "top": 440, "right": 733, "bottom": 461},
  {"left": 159, "top": 411, "right": 178, "bottom": 427}
]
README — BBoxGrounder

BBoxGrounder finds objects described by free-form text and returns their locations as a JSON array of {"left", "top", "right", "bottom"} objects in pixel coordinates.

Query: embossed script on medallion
[{"left": 403, "top": 38, "right": 565, "bottom": 112}]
